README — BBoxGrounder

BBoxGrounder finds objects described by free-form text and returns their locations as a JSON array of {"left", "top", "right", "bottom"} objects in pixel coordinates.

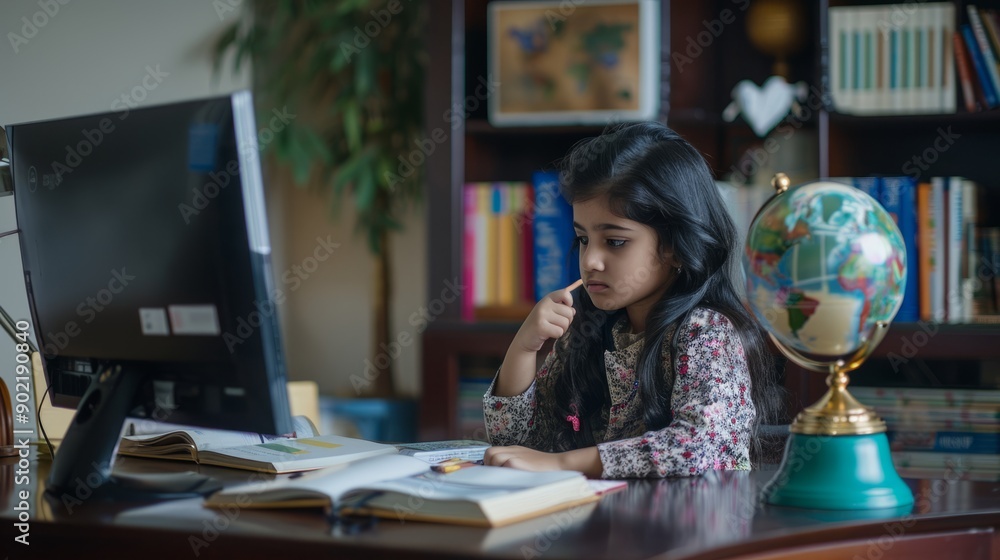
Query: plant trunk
[{"left": 368, "top": 229, "right": 395, "bottom": 397}]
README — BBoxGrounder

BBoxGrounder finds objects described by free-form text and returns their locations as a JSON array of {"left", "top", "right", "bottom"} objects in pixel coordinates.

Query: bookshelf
[{"left": 421, "top": 0, "right": 1000, "bottom": 441}]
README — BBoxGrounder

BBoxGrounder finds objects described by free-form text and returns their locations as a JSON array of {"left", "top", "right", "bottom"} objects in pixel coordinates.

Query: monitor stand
[{"left": 44, "top": 364, "right": 222, "bottom": 509}]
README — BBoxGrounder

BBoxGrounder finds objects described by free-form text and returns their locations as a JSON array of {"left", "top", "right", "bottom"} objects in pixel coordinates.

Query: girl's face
[{"left": 573, "top": 195, "right": 679, "bottom": 333}]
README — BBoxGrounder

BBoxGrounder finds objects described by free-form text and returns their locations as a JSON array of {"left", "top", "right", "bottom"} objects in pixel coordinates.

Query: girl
[{"left": 482, "top": 122, "right": 782, "bottom": 478}]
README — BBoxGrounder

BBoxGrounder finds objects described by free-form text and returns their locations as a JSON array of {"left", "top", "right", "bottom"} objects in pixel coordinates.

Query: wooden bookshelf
[{"left": 421, "top": 0, "right": 1000, "bottom": 439}]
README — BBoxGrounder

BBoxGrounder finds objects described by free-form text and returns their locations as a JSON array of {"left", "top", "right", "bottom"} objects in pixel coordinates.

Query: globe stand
[{"left": 763, "top": 322, "right": 914, "bottom": 510}]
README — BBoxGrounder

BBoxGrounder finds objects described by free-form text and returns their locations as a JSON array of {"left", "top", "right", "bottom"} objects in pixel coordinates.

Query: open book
[
  {"left": 118, "top": 416, "right": 396, "bottom": 474},
  {"left": 205, "top": 454, "right": 612, "bottom": 527}
]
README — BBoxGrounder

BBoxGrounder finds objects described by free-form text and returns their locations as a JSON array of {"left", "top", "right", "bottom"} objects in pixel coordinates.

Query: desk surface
[{"left": 1, "top": 450, "right": 999, "bottom": 560}]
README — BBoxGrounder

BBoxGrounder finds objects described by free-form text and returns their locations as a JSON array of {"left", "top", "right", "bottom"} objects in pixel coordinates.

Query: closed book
[
  {"left": 205, "top": 454, "right": 604, "bottom": 528},
  {"left": 930, "top": 177, "right": 947, "bottom": 320},
  {"left": 462, "top": 185, "right": 478, "bottom": 321},
  {"left": 889, "top": 431, "right": 1000, "bottom": 454},
  {"left": 961, "top": 24, "right": 999, "bottom": 107},
  {"left": 896, "top": 466, "right": 1000, "bottom": 481},
  {"left": 532, "top": 170, "right": 579, "bottom": 300},
  {"left": 496, "top": 183, "right": 516, "bottom": 306},
  {"left": 967, "top": 6, "right": 1000, "bottom": 99},
  {"left": 881, "top": 176, "right": 919, "bottom": 322},
  {"left": 395, "top": 439, "right": 491, "bottom": 463},
  {"left": 852, "top": 385, "right": 1000, "bottom": 405},
  {"left": 917, "top": 181, "right": 933, "bottom": 320},
  {"left": 892, "top": 450, "right": 1000, "bottom": 470},
  {"left": 955, "top": 29, "right": 981, "bottom": 112}
]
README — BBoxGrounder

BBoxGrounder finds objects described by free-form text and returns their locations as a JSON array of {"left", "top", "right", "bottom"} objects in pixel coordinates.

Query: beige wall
[
  {"left": 274, "top": 167, "right": 425, "bottom": 398},
  {"left": 0, "top": 0, "right": 426, "bottom": 420}
]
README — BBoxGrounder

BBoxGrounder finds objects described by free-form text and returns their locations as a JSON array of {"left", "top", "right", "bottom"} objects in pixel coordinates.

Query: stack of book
[{"left": 853, "top": 386, "right": 1000, "bottom": 481}]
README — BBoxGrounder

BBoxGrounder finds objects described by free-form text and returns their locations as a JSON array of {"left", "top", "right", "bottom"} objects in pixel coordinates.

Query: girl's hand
[
  {"left": 482, "top": 445, "right": 565, "bottom": 472},
  {"left": 512, "top": 279, "right": 583, "bottom": 353},
  {"left": 483, "top": 446, "right": 605, "bottom": 476}
]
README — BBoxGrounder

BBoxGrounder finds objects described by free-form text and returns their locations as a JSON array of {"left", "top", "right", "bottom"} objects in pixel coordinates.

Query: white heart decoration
[{"left": 732, "top": 76, "right": 798, "bottom": 137}]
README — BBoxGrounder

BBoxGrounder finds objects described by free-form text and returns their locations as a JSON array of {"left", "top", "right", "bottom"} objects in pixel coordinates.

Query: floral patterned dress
[{"left": 483, "top": 307, "right": 756, "bottom": 479}]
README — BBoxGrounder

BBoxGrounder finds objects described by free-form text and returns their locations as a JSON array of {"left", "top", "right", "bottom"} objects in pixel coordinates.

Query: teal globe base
[{"left": 762, "top": 432, "right": 914, "bottom": 510}]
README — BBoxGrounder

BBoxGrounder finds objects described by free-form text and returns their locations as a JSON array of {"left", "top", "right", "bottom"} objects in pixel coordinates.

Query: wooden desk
[{"left": 1, "top": 452, "right": 998, "bottom": 560}]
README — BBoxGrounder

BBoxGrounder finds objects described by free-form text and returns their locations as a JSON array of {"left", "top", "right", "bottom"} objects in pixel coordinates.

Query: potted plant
[{"left": 215, "top": 1, "right": 426, "bottom": 432}]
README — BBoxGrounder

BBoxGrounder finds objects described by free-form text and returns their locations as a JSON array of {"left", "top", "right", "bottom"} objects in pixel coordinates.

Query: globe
[{"left": 744, "top": 181, "right": 906, "bottom": 358}]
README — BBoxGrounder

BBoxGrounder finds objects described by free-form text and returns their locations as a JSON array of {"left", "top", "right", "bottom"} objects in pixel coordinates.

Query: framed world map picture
[{"left": 488, "top": 0, "right": 660, "bottom": 126}]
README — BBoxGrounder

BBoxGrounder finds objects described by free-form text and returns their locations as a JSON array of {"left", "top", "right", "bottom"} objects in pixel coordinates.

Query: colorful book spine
[
  {"left": 462, "top": 186, "right": 478, "bottom": 321},
  {"left": 954, "top": 27, "right": 980, "bottom": 111},
  {"left": 496, "top": 183, "right": 515, "bottom": 306},
  {"left": 961, "top": 24, "right": 999, "bottom": 107},
  {"left": 947, "top": 177, "right": 965, "bottom": 322},
  {"left": 532, "top": 170, "right": 578, "bottom": 301},
  {"left": 475, "top": 184, "right": 492, "bottom": 308},
  {"left": 917, "top": 181, "right": 933, "bottom": 321},
  {"left": 930, "top": 177, "right": 947, "bottom": 321},
  {"left": 968, "top": 5, "right": 1000, "bottom": 99},
  {"left": 882, "top": 176, "right": 919, "bottom": 322},
  {"left": 519, "top": 184, "right": 535, "bottom": 305}
]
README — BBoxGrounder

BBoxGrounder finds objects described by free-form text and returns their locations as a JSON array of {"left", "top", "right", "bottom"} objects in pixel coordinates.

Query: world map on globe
[{"left": 744, "top": 182, "right": 906, "bottom": 357}]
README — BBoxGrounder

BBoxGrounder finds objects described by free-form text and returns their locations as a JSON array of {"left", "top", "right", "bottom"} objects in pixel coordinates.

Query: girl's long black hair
[{"left": 551, "top": 122, "right": 783, "bottom": 464}]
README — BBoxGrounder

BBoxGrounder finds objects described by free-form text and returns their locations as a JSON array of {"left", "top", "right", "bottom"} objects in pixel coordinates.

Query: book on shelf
[
  {"left": 204, "top": 454, "right": 623, "bottom": 527},
  {"left": 119, "top": 417, "right": 397, "bottom": 474},
  {"left": 896, "top": 466, "right": 1000, "bottom": 481},
  {"left": 954, "top": 29, "right": 980, "bottom": 112},
  {"left": 462, "top": 181, "right": 535, "bottom": 320},
  {"left": 967, "top": 5, "right": 1000, "bottom": 103},
  {"left": 828, "top": 3, "right": 956, "bottom": 115},
  {"left": 882, "top": 176, "right": 920, "bottom": 322},
  {"left": 852, "top": 385, "right": 1000, "bottom": 406},
  {"left": 892, "top": 450, "right": 1000, "bottom": 471},
  {"left": 889, "top": 430, "right": 1000, "bottom": 454},
  {"left": 395, "top": 440, "right": 491, "bottom": 464},
  {"left": 533, "top": 170, "right": 579, "bottom": 301},
  {"left": 961, "top": 23, "right": 999, "bottom": 108}
]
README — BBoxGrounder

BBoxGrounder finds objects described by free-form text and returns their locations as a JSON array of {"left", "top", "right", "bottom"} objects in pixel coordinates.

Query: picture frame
[{"left": 487, "top": 0, "right": 660, "bottom": 127}]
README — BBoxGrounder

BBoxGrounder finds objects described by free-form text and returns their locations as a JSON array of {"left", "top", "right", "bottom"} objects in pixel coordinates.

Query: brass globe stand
[{"left": 763, "top": 322, "right": 914, "bottom": 509}]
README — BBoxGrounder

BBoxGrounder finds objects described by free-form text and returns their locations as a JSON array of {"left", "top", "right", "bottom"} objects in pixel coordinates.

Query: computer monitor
[{"left": 7, "top": 91, "right": 293, "bottom": 499}]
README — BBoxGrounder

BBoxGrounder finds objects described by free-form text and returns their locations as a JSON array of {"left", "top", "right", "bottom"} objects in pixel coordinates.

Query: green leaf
[{"left": 343, "top": 101, "right": 362, "bottom": 152}]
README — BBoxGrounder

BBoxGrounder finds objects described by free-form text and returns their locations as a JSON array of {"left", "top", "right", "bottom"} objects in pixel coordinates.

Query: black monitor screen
[{"left": 8, "top": 91, "right": 292, "bottom": 438}]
